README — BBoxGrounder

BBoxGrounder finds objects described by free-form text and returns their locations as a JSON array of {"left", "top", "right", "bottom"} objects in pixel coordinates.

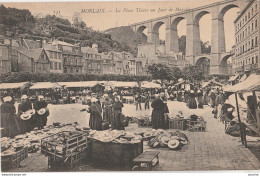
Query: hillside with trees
[{"left": 0, "top": 5, "right": 134, "bottom": 54}]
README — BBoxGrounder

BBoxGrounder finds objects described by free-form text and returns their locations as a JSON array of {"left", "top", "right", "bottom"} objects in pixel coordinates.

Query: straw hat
[
  {"left": 160, "top": 135, "right": 170, "bottom": 146},
  {"left": 190, "top": 90, "right": 194, "bottom": 93},
  {"left": 3, "top": 96, "right": 12, "bottom": 102},
  {"left": 168, "top": 139, "right": 180, "bottom": 149}
]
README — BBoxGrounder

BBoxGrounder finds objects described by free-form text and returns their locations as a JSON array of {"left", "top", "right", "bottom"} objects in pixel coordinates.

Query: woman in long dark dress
[
  {"left": 189, "top": 90, "right": 197, "bottom": 109},
  {"left": 197, "top": 90, "right": 204, "bottom": 109},
  {"left": 88, "top": 98, "right": 103, "bottom": 131},
  {"left": 151, "top": 94, "right": 168, "bottom": 129},
  {"left": 111, "top": 96, "right": 125, "bottom": 130},
  {"left": 102, "top": 95, "right": 113, "bottom": 124},
  {"left": 1, "top": 96, "right": 20, "bottom": 138}
]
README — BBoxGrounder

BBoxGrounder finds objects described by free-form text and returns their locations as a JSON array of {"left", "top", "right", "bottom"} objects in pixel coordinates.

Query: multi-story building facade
[
  {"left": 82, "top": 44, "right": 103, "bottom": 75},
  {"left": 233, "top": 0, "right": 259, "bottom": 73},
  {"left": 101, "top": 52, "right": 115, "bottom": 74},
  {"left": 44, "top": 44, "right": 63, "bottom": 73},
  {"left": 137, "top": 43, "right": 190, "bottom": 70},
  {"left": 52, "top": 40, "right": 84, "bottom": 74},
  {"left": 16, "top": 48, "right": 50, "bottom": 73},
  {"left": 0, "top": 43, "right": 11, "bottom": 73}
]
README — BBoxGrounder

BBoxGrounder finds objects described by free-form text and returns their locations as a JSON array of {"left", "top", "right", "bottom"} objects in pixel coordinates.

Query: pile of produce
[
  {"left": 89, "top": 130, "right": 142, "bottom": 144},
  {"left": 147, "top": 130, "right": 188, "bottom": 150},
  {"left": 1, "top": 123, "right": 80, "bottom": 156},
  {"left": 136, "top": 114, "right": 151, "bottom": 123}
]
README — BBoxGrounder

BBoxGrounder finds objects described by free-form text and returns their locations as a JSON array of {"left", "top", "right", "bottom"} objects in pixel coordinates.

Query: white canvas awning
[
  {"left": 30, "top": 82, "right": 61, "bottom": 89},
  {"left": 58, "top": 81, "right": 100, "bottom": 88},
  {"left": 239, "top": 74, "right": 248, "bottom": 82},
  {"left": 224, "top": 74, "right": 260, "bottom": 93},
  {"left": 141, "top": 81, "right": 161, "bottom": 88},
  {"left": 0, "top": 82, "right": 30, "bottom": 90},
  {"left": 228, "top": 74, "right": 239, "bottom": 82},
  {"left": 112, "top": 81, "right": 138, "bottom": 88},
  {"left": 202, "top": 80, "right": 223, "bottom": 88}
]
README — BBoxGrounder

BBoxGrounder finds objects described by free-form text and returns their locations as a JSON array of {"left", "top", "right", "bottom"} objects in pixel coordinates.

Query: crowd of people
[
  {"left": 1, "top": 83, "right": 238, "bottom": 138},
  {"left": 1, "top": 95, "right": 49, "bottom": 138}
]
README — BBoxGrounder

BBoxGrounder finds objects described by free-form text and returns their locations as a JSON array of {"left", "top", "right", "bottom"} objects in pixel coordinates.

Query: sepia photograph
[{"left": 0, "top": 0, "right": 259, "bottom": 174}]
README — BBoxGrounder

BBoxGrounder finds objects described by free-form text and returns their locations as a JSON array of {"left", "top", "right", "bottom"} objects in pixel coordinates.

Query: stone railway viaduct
[{"left": 130, "top": 0, "right": 248, "bottom": 75}]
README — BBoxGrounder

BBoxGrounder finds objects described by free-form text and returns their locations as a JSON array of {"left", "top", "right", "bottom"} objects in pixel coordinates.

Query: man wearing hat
[
  {"left": 34, "top": 96, "right": 49, "bottom": 129},
  {"left": 197, "top": 90, "right": 204, "bottom": 109},
  {"left": 18, "top": 95, "right": 34, "bottom": 133},
  {"left": 1, "top": 96, "right": 19, "bottom": 137}
]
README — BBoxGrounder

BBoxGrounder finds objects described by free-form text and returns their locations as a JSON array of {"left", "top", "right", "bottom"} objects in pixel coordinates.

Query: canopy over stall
[
  {"left": 30, "top": 82, "right": 61, "bottom": 89},
  {"left": 224, "top": 74, "right": 260, "bottom": 93},
  {"left": 228, "top": 74, "right": 240, "bottom": 82},
  {"left": 58, "top": 81, "right": 100, "bottom": 88},
  {"left": 202, "top": 80, "right": 224, "bottom": 88},
  {"left": 141, "top": 81, "right": 161, "bottom": 89},
  {"left": 0, "top": 82, "right": 30, "bottom": 90},
  {"left": 112, "top": 81, "right": 138, "bottom": 88},
  {"left": 224, "top": 73, "right": 260, "bottom": 145}
]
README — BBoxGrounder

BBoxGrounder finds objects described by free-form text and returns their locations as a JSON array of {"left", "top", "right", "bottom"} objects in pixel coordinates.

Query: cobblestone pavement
[{"left": 6, "top": 101, "right": 260, "bottom": 172}]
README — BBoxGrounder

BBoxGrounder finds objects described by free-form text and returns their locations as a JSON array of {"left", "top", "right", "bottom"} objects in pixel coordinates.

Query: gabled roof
[
  {"left": 43, "top": 44, "right": 61, "bottom": 52},
  {"left": 18, "top": 48, "right": 46, "bottom": 61},
  {"left": 23, "top": 39, "right": 42, "bottom": 49},
  {"left": 52, "top": 40, "right": 75, "bottom": 47}
]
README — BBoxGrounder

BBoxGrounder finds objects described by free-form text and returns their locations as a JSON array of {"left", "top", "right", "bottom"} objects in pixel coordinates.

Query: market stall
[
  {"left": 202, "top": 79, "right": 224, "bottom": 88},
  {"left": 0, "top": 82, "right": 31, "bottom": 99},
  {"left": 224, "top": 73, "right": 260, "bottom": 146}
]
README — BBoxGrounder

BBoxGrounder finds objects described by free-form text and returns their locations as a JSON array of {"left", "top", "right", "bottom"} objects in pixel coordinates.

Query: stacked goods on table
[
  {"left": 41, "top": 130, "right": 87, "bottom": 170},
  {"left": 146, "top": 129, "right": 188, "bottom": 150},
  {"left": 1, "top": 138, "right": 28, "bottom": 171},
  {"left": 0, "top": 122, "right": 85, "bottom": 171},
  {"left": 88, "top": 130, "right": 143, "bottom": 169},
  {"left": 136, "top": 114, "right": 152, "bottom": 128},
  {"left": 187, "top": 115, "right": 207, "bottom": 132}
]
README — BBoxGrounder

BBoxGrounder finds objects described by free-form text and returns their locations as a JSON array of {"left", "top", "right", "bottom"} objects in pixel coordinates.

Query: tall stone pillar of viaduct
[{"left": 132, "top": 0, "right": 248, "bottom": 75}]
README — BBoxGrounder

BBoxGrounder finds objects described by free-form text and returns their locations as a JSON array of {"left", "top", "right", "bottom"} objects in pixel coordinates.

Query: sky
[{"left": 2, "top": 0, "right": 240, "bottom": 51}]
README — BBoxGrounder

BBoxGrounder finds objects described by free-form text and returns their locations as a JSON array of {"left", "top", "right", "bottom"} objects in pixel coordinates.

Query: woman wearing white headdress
[
  {"left": 1, "top": 96, "right": 20, "bottom": 137},
  {"left": 111, "top": 96, "right": 124, "bottom": 130},
  {"left": 88, "top": 97, "right": 102, "bottom": 130}
]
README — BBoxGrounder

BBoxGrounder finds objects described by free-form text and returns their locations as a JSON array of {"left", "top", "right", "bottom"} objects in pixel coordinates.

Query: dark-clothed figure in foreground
[
  {"left": 18, "top": 95, "right": 34, "bottom": 133},
  {"left": 34, "top": 95, "right": 49, "bottom": 129},
  {"left": 197, "top": 90, "right": 204, "bottom": 109},
  {"left": 111, "top": 96, "right": 125, "bottom": 130},
  {"left": 189, "top": 90, "right": 197, "bottom": 109},
  {"left": 102, "top": 94, "right": 113, "bottom": 124},
  {"left": 1, "top": 96, "right": 19, "bottom": 138},
  {"left": 88, "top": 97, "right": 102, "bottom": 131},
  {"left": 151, "top": 94, "right": 169, "bottom": 129}
]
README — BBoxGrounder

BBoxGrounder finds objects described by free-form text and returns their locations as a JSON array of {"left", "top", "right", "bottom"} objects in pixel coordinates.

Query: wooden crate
[
  {"left": 89, "top": 138, "right": 143, "bottom": 169},
  {"left": 187, "top": 120, "right": 207, "bottom": 132},
  {"left": 48, "top": 148, "right": 87, "bottom": 170},
  {"left": 41, "top": 131, "right": 87, "bottom": 158},
  {"left": 1, "top": 147, "right": 28, "bottom": 171},
  {"left": 169, "top": 119, "right": 187, "bottom": 130}
]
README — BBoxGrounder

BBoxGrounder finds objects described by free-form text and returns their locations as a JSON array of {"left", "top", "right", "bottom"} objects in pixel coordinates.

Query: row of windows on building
[
  {"left": 50, "top": 62, "right": 62, "bottom": 70},
  {"left": 235, "top": 36, "right": 258, "bottom": 56},
  {"left": 48, "top": 51, "right": 62, "bottom": 59},
  {"left": 236, "top": 19, "right": 258, "bottom": 43},
  {"left": 64, "top": 67, "right": 82, "bottom": 73},
  {"left": 235, "top": 55, "right": 259, "bottom": 67},
  {"left": 236, "top": 3, "right": 258, "bottom": 32},
  {"left": 63, "top": 57, "right": 82, "bottom": 65},
  {"left": 86, "top": 53, "right": 101, "bottom": 59},
  {"left": 87, "top": 63, "right": 101, "bottom": 69}
]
